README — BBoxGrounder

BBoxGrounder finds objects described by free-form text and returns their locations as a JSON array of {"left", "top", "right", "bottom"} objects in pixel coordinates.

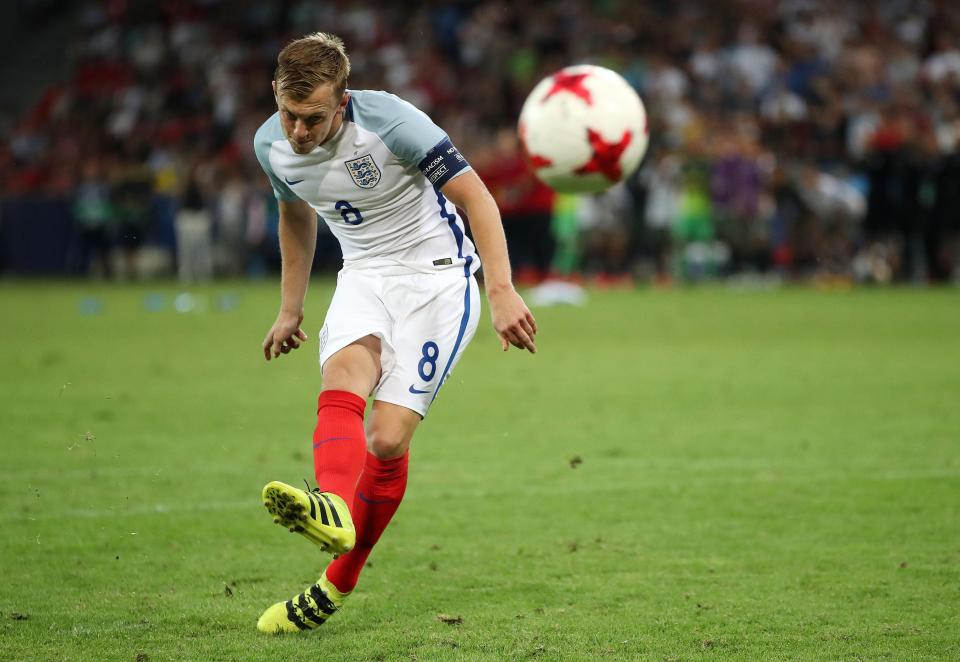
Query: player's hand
[
  {"left": 262, "top": 310, "right": 308, "bottom": 361},
  {"left": 487, "top": 286, "right": 537, "bottom": 353}
]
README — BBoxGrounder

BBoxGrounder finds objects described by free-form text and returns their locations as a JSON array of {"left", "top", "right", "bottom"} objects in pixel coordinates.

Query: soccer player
[{"left": 253, "top": 33, "right": 538, "bottom": 633}]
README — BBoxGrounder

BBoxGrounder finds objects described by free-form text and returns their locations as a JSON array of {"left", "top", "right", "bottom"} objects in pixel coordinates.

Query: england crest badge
[{"left": 345, "top": 154, "right": 381, "bottom": 189}]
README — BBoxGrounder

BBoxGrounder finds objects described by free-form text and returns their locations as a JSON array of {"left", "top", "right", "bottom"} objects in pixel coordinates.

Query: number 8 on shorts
[{"left": 418, "top": 341, "right": 439, "bottom": 381}]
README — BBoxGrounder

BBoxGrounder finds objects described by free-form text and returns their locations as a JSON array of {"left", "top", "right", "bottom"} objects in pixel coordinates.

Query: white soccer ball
[{"left": 518, "top": 64, "right": 649, "bottom": 194}]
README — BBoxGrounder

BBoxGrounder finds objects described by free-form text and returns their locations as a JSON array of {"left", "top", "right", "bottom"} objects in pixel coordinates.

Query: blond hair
[{"left": 275, "top": 32, "right": 350, "bottom": 101}]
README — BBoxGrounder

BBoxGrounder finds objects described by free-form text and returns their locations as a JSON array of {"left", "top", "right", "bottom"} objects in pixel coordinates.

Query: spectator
[
  {"left": 478, "top": 128, "right": 555, "bottom": 284},
  {"left": 70, "top": 159, "right": 114, "bottom": 277},
  {"left": 578, "top": 183, "right": 635, "bottom": 285},
  {"left": 214, "top": 166, "right": 249, "bottom": 277},
  {"left": 110, "top": 151, "right": 153, "bottom": 280},
  {"left": 174, "top": 174, "right": 213, "bottom": 283}
]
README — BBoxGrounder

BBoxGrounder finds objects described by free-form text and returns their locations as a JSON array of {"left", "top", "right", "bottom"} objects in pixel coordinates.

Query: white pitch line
[
  {"left": 0, "top": 464, "right": 252, "bottom": 481},
  {"left": 1, "top": 468, "right": 957, "bottom": 522}
]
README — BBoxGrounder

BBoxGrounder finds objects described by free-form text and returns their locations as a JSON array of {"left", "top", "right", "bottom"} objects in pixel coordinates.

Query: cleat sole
[{"left": 261, "top": 482, "right": 355, "bottom": 555}]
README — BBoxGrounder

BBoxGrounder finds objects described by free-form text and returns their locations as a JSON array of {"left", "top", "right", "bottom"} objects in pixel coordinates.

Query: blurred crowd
[{"left": 1, "top": 0, "right": 958, "bottom": 284}]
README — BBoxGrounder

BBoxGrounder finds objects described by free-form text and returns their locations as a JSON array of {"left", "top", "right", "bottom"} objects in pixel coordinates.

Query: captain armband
[{"left": 418, "top": 137, "right": 470, "bottom": 188}]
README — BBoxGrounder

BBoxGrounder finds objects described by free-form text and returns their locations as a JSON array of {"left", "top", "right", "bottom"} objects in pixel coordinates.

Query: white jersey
[{"left": 254, "top": 89, "right": 479, "bottom": 276}]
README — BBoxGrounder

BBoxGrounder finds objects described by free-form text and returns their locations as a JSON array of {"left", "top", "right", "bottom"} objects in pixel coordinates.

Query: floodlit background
[
  {"left": 1, "top": 2, "right": 959, "bottom": 661},
  {"left": 1, "top": 0, "right": 958, "bottom": 283}
]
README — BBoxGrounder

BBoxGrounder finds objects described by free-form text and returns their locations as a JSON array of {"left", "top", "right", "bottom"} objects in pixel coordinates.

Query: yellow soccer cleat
[
  {"left": 257, "top": 572, "right": 348, "bottom": 634},
  {"left": 262, "top": 481, "right": 355, "bottom": 555}
]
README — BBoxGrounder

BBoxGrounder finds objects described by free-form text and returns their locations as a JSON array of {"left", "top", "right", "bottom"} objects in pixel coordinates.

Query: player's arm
[
  {"left": 442, "top": 170, "right": 538, "bottom": 354},
  {"left": 262, "top": 198, "right": 317, "bottom": 361}
]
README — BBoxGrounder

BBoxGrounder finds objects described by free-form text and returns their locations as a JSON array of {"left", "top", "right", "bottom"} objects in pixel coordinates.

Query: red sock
[
  {"left": 326, "top": 451, "right": 408, "bottom": 593},
  {"left": 312, "top": 390, "right": 367, "bottom": 505}
]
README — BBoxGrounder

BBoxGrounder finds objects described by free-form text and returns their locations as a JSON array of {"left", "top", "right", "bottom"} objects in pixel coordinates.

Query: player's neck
[{"left": 322, "top": 114, "right": 346, "bottom": 146}]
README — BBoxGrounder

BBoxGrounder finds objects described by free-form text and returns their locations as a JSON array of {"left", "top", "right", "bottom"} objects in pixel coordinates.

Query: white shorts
[{"left": 318, "top": 267, "right": 481, "bottom": 417}]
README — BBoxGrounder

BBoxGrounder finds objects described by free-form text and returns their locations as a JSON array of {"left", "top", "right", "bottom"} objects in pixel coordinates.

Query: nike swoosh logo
[
  {"left": 408, "top": 385, "right": 431, "bottom": 394},
  {"left": 357, "top": 491, "right": 393, "bottom": 505},
  {"left": 284, "top": 176, "right": 304, "bottom": 185},
  {"left": 312, "top": 436, "right": 350, "bottom": 449}
]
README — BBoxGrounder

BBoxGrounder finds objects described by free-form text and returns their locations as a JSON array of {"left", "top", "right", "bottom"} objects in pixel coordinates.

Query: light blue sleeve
[
  {"left": 348, "top": 90, "right": 472, "bottom": 187},
  {"left": 348, "top": 90, "right": 449, "bottom": 166},
  {"left": 253, "top": 113, "right": 298, "bottom": 201}
]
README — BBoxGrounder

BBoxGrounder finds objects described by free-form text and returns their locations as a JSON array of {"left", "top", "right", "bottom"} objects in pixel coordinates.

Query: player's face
[{"left": 274, "top": 81, "right": 350, "bottom": 154}]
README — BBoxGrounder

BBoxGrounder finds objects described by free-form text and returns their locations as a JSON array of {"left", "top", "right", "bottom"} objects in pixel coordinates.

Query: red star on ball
[
  {"left": 541, "top": 71, "right": 592, "bottom": 105},
  {"left": 574, "top": 128, "right": 633, "bottom": 182},
  {"left": 526, "top": 153, "right": 553, "bottom": 169}
]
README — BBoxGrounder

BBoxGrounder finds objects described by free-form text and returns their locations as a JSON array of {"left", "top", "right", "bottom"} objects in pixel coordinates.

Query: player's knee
[{"left": 366, "top": 431, "right": 409, "bottom": 459}]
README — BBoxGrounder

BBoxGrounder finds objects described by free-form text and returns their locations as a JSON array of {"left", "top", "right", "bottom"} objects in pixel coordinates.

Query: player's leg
[
  {"left": 258, "top": 368, "right": 412, "bottom": 636},
  {"left": 313, "top": 335, "right": 381, "bottom": 503},
  {"left": 325, "top": 401, "right": 419, "bottom": 593},
  {"left": 261, "top": 335, "right": 381, "bottom": 555},
  {"left": 324, "top": 272, "right": 481, "bottom": 593},
  {"left": 258, "top": 267, "right": 397, "bottom": 633},
  {"left": 257, "top": 338, "right": 387, "bottom": 634}
]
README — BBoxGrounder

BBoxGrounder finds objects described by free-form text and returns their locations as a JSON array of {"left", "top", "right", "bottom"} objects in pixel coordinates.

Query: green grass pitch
[{"left": 1, "top": 281, "right": 958, "bottom": 661}]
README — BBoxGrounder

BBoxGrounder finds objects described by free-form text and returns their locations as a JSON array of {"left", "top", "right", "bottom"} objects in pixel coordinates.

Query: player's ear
[
  {"left": 271, "top": 80, "right": 278, "bottom": 101},
  {"left": 338, "top": 91, "right": 350, "bottom": 114}
]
